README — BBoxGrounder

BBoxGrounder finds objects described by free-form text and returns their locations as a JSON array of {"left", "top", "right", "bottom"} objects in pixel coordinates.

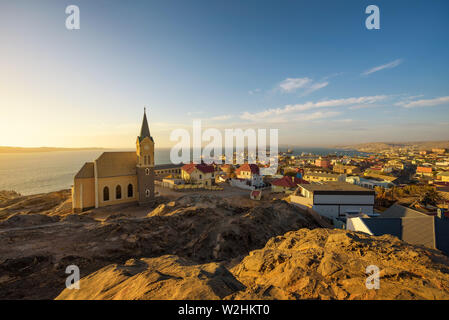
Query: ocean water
[{"left": 0, "top": 147, "right": 364, "bottom": 195}]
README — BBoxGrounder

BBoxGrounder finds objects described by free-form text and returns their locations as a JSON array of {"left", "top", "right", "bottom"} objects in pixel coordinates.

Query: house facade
[
  {"left": 235, "top": 163, "right": 264, "bottom": 187},
  {"left": 303, "top": 172, "right": 343, "bottom": 183},
  {"left": 72, "top": 110, "right": 155, "bottom": 212},
  {"left": 154, "top": 163, "right": 183, "bottom": 177},
  {"left": 181, "top": 163, "right": 215, "bottom": 186}
]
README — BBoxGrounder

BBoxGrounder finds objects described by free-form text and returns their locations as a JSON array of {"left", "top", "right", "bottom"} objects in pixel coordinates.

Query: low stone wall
[{"left": 155, "top": 180, "right": 223, "bottom": 192}]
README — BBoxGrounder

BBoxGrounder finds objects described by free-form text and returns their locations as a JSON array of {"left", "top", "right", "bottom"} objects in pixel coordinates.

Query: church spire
[{"left": 139, "top": 107, "right": 152, "bottom": 142}]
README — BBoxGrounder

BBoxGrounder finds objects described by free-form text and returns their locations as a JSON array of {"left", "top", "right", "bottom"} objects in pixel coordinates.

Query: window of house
[
  {"left": 127, "top": 184, "right": 133, "bottom": 197},
  {"left": 116, "top": 185, "right": 122, "bottom": 199},
  {"left": 103, "top": 186, "right": 109, "bottom": 201},
  {"left": 199, "top": 174, "right": 202, "bottom": 179}
]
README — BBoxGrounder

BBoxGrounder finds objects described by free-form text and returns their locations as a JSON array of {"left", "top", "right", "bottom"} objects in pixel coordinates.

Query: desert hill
[
  {"left": 0, "top": 191, "right": 318, "bottom": 299},
  {"left": 337, "top": 140, "right": 449, "bottom": 153},
  {"left": 0, "top": 190, "right": 72, "bottom": 221},
  {"left": 2, "top": 189, "right": 449, "bottom": 300},
  {"left": 56, "top": 228, "right": 449, "bottom": 300}
]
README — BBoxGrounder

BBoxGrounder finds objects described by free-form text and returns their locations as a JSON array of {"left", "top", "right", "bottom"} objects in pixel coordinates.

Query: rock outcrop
[
  {"left": 0, "top": 189, "right": 71, "bottom": 220},
  {"left": 0, "top": 193, "right": 318, "bottom": 299},
  {"left": 56, "top": 228, "right": 449, "bottom": 300},
  {"left": 230, "top": 228, "right": 449, "bottom": 300},
  {"left": 56, "top": 255, "right": 245, "bottom": 300},
  {"left": 3, "top": 190, "right": 449, "bottom": 300}
]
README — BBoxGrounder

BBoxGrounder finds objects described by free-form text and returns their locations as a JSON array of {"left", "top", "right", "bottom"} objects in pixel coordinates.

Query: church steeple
[
  {"left": 138, "top": 107, "right": 153, "bottom": 142},
  {"left": 136, "top": 108, "right": 155, "bottom": 205}
]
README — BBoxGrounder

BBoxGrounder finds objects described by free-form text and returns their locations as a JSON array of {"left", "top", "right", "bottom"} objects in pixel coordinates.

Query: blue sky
[{"left": 0, "top": 0, "right": 448, "bottom": 147}]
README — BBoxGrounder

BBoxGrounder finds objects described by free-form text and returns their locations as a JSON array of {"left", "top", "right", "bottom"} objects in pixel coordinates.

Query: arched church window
[
  {"left": 103, "top": 187, "right": 109, "bottom": 201},
  {"left": 144, "top": 155, "right": 148, "bottom": 165},
  {"left": 116, "top": 185, "right": 122, "bottom": 199},
  {"left": 127, "top": 184, "right": 133, "bottom": 198}
]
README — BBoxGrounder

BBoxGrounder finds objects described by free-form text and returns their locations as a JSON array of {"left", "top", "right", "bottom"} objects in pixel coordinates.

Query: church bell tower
[{"left": 136, "top": 108, "right": 155, "bottom": 205}]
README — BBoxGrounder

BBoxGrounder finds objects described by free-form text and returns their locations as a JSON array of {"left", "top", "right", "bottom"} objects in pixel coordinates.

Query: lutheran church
[{"left": 72, "top": 110, "right": 155, "bottom": 212}]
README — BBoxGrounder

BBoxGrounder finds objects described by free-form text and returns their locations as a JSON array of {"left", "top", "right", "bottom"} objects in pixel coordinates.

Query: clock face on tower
[{"left": 144, "top": 145, "right": 149, "bottom": 151}]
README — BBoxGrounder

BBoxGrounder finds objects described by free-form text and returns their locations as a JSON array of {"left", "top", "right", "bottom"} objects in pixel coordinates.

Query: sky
[{"left": 0, "top": 0, "right": 448, "bottom": 148}]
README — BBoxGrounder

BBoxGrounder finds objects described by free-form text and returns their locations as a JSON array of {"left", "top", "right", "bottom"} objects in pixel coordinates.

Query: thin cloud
[
  {"left": 278, "top": 77, "right": 328, "bottom": 94},
  {"left": 242, "top": 111, "right": 341, "bottom": 124},
  {"left": 209, "top": 114, "right": 232, "bottom": 121},
  {"left": 395, "top": 96, "right": 449, "bottom": 108},
  {"left": 362, "top": 59, "right": 402, "bottom": 75},
  {"left": 248, "top": 88, "right": 261, "bottom": 95},
  {"left": 241, "top": 95, "right": 388, "bottom": 120}
]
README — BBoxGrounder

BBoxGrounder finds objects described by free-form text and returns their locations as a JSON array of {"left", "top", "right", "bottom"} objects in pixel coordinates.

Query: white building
[
  {"left": 290, "top": 182, "right": 375, "bottom": 218},
  {"left": 346, "top": 175, "right": 394, "bottom": 189}
]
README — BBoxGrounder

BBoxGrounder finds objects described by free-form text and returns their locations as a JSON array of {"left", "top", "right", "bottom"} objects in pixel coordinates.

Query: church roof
[
  {"left": 95, "top": 152, "right": 137, "bottom": 178},
  {"left": 138, "top": 109, "right": 153, "bottom": 142},
  {"left": 75, "top": 162, "right": 94, "bottom": 179}
]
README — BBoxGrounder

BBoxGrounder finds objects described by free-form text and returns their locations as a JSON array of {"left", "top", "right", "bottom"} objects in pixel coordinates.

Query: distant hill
[
  {"left": 0, "top": 146, "right": 106, "bottom": 153},
  {"left": 336, "top": 141, "right": 449, "bottom": 153}
]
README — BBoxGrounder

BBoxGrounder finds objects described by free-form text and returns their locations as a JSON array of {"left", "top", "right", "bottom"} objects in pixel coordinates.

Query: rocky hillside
[
  {"left": 0, "top": 193, "right": 318, "bottom": 299},
  {"left": 57, "top": 228, "right": 449, "bottom": 300},
  {"left": 0, "top": 189, "right": 72, "bottom": 221},
  {"left": 2, "top": 190, "right": 449, "bottom": 300},
  {"left": 337, "top": 140, "right": 449, "bottom": 153}
]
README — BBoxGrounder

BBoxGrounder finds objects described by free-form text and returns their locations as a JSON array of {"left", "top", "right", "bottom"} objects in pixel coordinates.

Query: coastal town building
[
  {"left": 290, "top": 182, "right": 375, "bottom": 218},
  {"left": 181, "top": 163, "right": 215, "bottom": 186},
  {"left": 154, "top": 164, "right": 183, "bottom": 177},
  {"left": 271, "top": 176, "right": 309, "bottom": 193},
  {"left": 315, "top": 157, "right": 331, "bottom": 169},
  {"left": 432, "top": 148, "right": 447, "bottom": 154},
  {"left": 346, "top": 204, "right": 449, "bottom": 255},
  {"left": 235, "top": 163, "right": 264, "bottom": 187},
  {"left": 220, "top": 164, "right": 233, "bottom": 174},
  {"left": 72, "top": 110, "right": 155, "bottom": 212},
  {"left": 333, "top": 164, "right": 361, "bottom": 175},
  {"left": 345, "top": 176, "right": 394, "bottom": 189},
  {"left": 363, "top": 171, "right": 398, "bottom": 184},
  {"left": 416, "top": 166, "right": 433, "bottom": 177},
  {"left": 437, "top": 172, "right": 449, "bottom": 182},
  {"left": 303, "top": 172, "right": 343, "bottom": 183}
]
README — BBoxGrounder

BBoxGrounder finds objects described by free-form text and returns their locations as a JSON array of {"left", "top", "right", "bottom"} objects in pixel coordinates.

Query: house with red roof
[
  {"left": 271, "top": 176, "right": 309, "bottom": 193},
  {"left": 250, "top": 190, "right": 262, "bottom": 200},
  {"left": 235, "top": 163, "right": 264, "bottom": 187},
  {"left": 181, "top": 163, "right": 215, "bottom": 186},
  {"left": 416, "top": 166, "right": 433, "bottom": 177}
]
